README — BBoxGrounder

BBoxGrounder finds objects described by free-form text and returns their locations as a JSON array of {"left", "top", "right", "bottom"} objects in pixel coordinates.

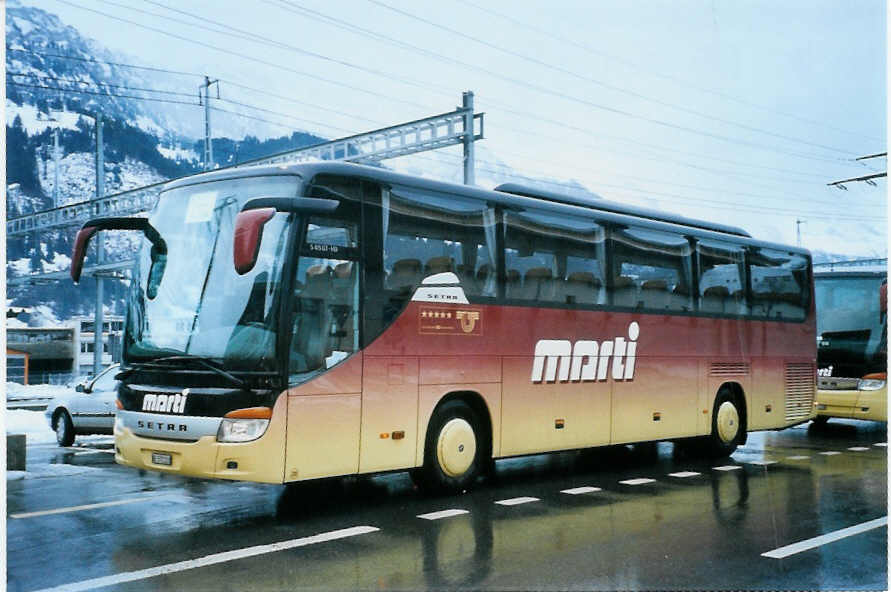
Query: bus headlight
[
  {"left": 217, "top": 419, "right": 269, "bottom": 442},
  {"left": 216, "top": 407, "right": 272, "bottom": 443},
  {"left": 858, "top": 379, "right": 886, "bottom": 391}
]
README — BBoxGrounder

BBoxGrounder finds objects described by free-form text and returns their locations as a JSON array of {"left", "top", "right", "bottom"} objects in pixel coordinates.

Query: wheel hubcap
[
  {"left": 716, "top": 401, "right": 739, "bottom": 443},
  {"left": 436, "top": 418, "right": 476, "bottom": 478}
]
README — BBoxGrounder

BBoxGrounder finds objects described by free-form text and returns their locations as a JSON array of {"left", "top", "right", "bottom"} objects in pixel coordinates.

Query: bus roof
[
  {"left": 163, "top": 161, "right": 811, "bottom": 255},
  {"left": 493, "top": 182, "right": 750, "bottom": 237}
]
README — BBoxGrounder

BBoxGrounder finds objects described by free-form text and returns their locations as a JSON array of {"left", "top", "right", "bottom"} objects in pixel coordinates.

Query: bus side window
[
  {"left": 503, "top": 210, "right": 605, "bottom": 306},
  {"left": 362, "top": 184, "right": 494, "bottom": 346},
  {"left": 748, "top": 248, "right": 809, "bottom": 321},
  {"left": 696, "top": 239, "right": 746, "bottom": 316},
  {"left": 609, "top": 227, "right": 693, "bottom": 312}
]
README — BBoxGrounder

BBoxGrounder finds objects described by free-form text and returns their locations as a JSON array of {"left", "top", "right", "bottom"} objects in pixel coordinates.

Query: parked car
[{"left": 45, "top": 364, "right": 119, "bottom": 446}]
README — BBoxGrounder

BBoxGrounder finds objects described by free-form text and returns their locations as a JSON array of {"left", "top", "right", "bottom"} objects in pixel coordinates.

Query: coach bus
[
  {"left": 70, "top": 162, "right": 816, "bottom": 491},
  {"left": 813, "top": 264, "right": 886, "bottom": 423}
]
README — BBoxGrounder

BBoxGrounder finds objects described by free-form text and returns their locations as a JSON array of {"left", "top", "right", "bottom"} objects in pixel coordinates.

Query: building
[{"left": 5, "top": 315, "right": 124, "bottom": 384}]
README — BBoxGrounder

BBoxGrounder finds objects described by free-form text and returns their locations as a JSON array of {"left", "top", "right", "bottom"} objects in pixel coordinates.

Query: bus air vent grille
[
  {"left": 785, "top": 363, "right": 815, "bottom": 422},
  {"left": 710, "top": 362, "right": 750, "bottom": 377}
]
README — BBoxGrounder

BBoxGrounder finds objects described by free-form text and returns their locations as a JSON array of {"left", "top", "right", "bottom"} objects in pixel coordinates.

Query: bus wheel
[
  {"left": 709, "top": 390, "right": 741, "bottom": 457},
  {"left": 418, "top": 400, "right": 484, "bottom": 493}
]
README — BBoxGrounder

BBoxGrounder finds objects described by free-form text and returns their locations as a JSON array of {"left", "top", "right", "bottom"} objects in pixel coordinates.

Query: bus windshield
[
  {"left": 124, "top": 175, "right": 298, "bottom": 372},
  {"left": 815, "top": 276, "right": 884, "bottom": 336}
]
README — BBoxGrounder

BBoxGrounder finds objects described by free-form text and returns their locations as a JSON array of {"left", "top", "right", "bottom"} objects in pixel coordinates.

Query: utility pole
[
  {"left": 796, "top": 219, "right": 805, "bottom": 247},
  {"left": 52, "top": 127, "right": 60, "bottom": 208},
  {"left": 201, "top": 76, "right": 219, "bottom": 171},
  {"left": 462, "top": 91, "right": 475, "bottom": 185}
]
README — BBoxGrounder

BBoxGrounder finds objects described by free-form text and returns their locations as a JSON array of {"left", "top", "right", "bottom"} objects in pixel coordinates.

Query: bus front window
[
  {"left": 125, "top": 176, "right": 299, "bottom": 374},
  {"left": 289, "top": 218, "right": 360, "bottom": 381}
]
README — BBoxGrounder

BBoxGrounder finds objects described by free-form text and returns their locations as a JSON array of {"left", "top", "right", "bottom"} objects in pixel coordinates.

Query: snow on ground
[
  {"left": 6, "top": 409, "right": 55, "bottom": 443},
  {"left": 8, "top": 463, "right": 104, "bottom": 481},
  {"left": 5, "top": 382, "right": 73, "bottom": 399},
  {"left": 157, "top": 143, "right": 199, "bottom": 163},
  {"left": 6, "top": 101, "right": 84, "bottom": 135}
]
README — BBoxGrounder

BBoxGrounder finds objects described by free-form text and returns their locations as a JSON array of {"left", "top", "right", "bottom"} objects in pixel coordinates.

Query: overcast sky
[{"left": 16, "top": 0, "right": 889, "bottom": 256}]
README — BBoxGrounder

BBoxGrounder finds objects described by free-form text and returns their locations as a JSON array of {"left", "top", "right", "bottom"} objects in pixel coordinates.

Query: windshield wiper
[{"left": 119, "top": 355, "right": 248, "bottom": 389}]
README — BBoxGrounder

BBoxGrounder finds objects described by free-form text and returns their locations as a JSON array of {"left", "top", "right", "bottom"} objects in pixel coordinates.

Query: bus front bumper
[{"left": 114, "top": 424, "right": 286, "bottom": 484}]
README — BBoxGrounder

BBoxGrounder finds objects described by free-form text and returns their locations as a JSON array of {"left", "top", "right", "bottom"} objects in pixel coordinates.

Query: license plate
[{"left": 151, "top": 452, "right": 172, "bottom": 466}]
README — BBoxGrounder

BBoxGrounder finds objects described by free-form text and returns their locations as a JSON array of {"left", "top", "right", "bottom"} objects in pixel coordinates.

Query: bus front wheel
[
  {"left": 416, "top": 400, "right": 484, "bottom": 493},
  {"left": 709, "top": 390, "right": 742, "bottom": 457}
]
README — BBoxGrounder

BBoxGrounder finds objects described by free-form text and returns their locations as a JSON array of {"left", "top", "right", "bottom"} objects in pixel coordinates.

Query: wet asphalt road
[{"left": 7, "top": 419, "right": 887, "bottom": 592}]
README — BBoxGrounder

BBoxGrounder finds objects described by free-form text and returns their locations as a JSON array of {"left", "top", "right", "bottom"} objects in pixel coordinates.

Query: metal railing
[{"left": 7, "top": 107, "right": 483, "bottom": 237}]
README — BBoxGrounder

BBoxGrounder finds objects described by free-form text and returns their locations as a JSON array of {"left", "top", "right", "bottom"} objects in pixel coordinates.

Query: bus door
[{"left": 284, "top": 183, "right": 365, "bottom": 481}]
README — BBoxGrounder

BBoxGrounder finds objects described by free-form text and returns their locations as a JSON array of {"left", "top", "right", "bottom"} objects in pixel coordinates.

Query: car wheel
[
  {"left": 416, "top": 400, "right": 486, "bottom": 494},
  {"left": 709, "top": 389, "right": 742, "bottom": 457},
  {"left": 54, "top": 410, "right": 75, "bottom": 447}
]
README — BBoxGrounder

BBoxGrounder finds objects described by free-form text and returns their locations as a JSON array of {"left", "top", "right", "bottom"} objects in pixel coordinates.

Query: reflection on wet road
[{"left": 7, "top": 420, "right": 887, "bottom": 591}]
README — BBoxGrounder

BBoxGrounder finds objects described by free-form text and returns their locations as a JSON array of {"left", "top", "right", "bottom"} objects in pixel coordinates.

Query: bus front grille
[{"left": 785, "top": 363, "right": 816, "bottom": 422}]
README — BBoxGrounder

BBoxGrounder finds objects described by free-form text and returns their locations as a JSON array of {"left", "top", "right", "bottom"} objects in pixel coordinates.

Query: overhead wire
[
  {"left": 271, "top": 0, "right": 867, "bottom": 174},
  {"left": 454, "top": 0, "right": 883, "bottom": 144},
  {"left": 6, "top": 80, "right": 200, "bottom": 106},
  {"left": 7, "top": 71, "right": 198, "bottom": 98},
  {"left": 369, "top": 0, "right": 858, "bottom": 157},
  {"left": 52, "top": 0, "right": 433, "bottom": 112},
  {"left": 271, "top": 0, "right": 856, "bottom": 165}
]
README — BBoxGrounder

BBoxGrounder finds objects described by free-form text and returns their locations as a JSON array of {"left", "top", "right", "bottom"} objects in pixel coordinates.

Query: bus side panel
[
  {"left": 610, "top": 356, "right": 699, "bottom": 444},
  {"left": 359, "top": 356, "right": 419, "bottom": 473},
  {"left": 552, "top": 379, "right": 611, "bottom": 450},
  {"left": 501, "top": 356, "right": 553, "bottom": 456},
  {"left": 749, "top": 358, "right": 784, "bottom": 430},
  {"left": 285, "top": 395, "right": 361, "bottom": 481},
  {"left": 417, "top": 382, "right": 502, "bottom": 465},
  {"left": 284, "top": 353, "right": 364, "bottom": 482}
]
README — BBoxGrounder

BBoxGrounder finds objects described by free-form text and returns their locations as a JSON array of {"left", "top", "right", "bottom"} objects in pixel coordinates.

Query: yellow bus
[{"left": 71, "top": 162, "right": 817, "bottom": 491}]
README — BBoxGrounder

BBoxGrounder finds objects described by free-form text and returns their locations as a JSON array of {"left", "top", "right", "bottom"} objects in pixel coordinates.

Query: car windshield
[{"left": 124, "top": 175, "right": 299, "bottom": 372}]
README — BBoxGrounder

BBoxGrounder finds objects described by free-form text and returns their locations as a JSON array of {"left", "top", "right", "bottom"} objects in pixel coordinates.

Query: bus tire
[
  {"left": 811, "top": 415, "right": 830, "bottom": 427},
  {"left": 418, "top": 400, "right": 484, "bottom": 493},
  {"left": 709, "top": 389, "right": 742, "bottom": 457},
  {"left": 54, "top": 409, "right": 75, "bottom": 447}
]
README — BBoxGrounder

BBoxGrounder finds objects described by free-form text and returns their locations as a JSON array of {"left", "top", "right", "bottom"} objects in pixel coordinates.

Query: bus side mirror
[
  {"left": 233, "top": 208, "right": 275, "bottom": 275},
  {"left": 71, "top": 226, "right": 100, "bottom": 283}
]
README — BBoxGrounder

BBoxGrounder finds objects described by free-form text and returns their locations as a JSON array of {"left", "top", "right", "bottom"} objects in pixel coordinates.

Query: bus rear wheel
[
  {"left": 709, "top": 389, "right": 742, "bottom": 457},
  {"left": 416, "top": 400, "right": 485, "bottom": 493}
]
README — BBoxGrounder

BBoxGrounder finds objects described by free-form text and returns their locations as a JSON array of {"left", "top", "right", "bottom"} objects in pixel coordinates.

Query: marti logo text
[
  {"left": 142, "top": 389, "right": 189, "bottom": 413},
  {"left": 531, "top": 322, "right": 640, "bottom": 383}
]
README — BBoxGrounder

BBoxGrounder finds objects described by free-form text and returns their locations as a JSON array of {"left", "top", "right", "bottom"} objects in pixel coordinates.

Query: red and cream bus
[{"left": 71, "top": 162, "right": 816, "bottom": 491}]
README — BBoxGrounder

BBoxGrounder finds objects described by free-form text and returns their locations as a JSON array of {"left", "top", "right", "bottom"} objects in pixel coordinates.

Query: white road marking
[
  {"left": 874, "top": 443, "right": 887, "bottom": 447},
  {"left": 847, "top": 447, "right": 870, "bottom": 451},
  {"left": 561, "top": 486, "right": 602, "bottom": 495},
  {"left": 786, "top": 455, "right": 810, "bottom": 460},
  {"left": 619, "top": 478, "right": 656, "bottom": 485},
  {"left": 31, "top": 525, "right": 379, "bottom": 592},
  {"left": 712, "top": 465, "right": 742, "bottom": 471},
  {"left": 71, "top": 450, "right": 114, "bottom": 456},
  {"left": 495, "top": 496, "right": 539, "bottom": 506},
  {"left": 761, "top": 517, "right": 887, "bottom": 559},
  {"left": 10, "top": 496, "right": 159, "bottom": 519},
  {"left": 667, "top": 471, "right": 700, "bottom": 478},
  {"left": 748, "top": 460, "right": 777, "bottom": 466},
  {"left": 818, "top": 451, "right": 842, "bottom": 456},
  {"left": 417, "top": 509, "right": 468, "bottom": 520}
]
